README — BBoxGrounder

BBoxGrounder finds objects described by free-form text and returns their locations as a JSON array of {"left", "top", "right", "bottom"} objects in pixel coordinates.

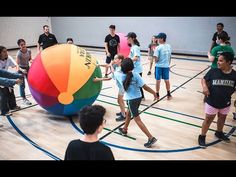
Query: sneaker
[
  {"left": 116, "top": 112, "right": 122, "bottom": 116},
  {"left": 10, "top": 106, "right": 21, "bottom": 111},
  {"left": 118, "top": 128, "right": 127, "bottom": 136},
  {"left": 215, "top": 131, "right": 230, "bottom": 142},
  {"left": 144, "top": 137, "right": 157, "bottom": 148},
  {"left": 116, "top": 115, "right": 126, "bottom": 122},
  {"left": 233, "top": 113, "right": 236, "bottom": 120},
  {"left": 198, "top": 135, "right": 206, "bottom": 148},
  {"left": 23, "top": 98, "right": 32, "bottom": 105},
  {"left": 1, "top": 110, "right": 12, "bottom": 116},
  {"left": 0, "top": 124, "right": 3, "bottom": 128},
  {"left": 147, "top": 71, "right": 151, "bottom": 75},
  {"left": 167, "top": 95, "right": 173, "bottom": 100}
]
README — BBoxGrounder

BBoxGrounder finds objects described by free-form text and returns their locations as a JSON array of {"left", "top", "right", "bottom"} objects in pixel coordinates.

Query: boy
[
  {"left": 64, "top": 105, "right": 114, "bottom": 160},
  {"left": 153, "top": 33, "right": 172, "bottom": 100}
]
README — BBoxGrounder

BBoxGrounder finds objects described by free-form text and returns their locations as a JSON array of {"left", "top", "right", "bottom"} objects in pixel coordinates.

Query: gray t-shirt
[{"left": 16, "top": 49, "right": 31, "bottom": 67}]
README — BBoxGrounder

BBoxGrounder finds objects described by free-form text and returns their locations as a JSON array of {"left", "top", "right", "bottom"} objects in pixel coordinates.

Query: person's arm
[
  {"left": 105, "top": 42, "right": 110, "bottom": 57},
  {"left": 53, "top": 35, "right": 58, "bottom": 44},
  {"left": 131, "top": 46, "right": 140, "bottom": 62},
  {"left": 93, "top": 77, "right": 112, "bottom": 82},
  {"left": 207, "top": 51, "right": 215, "bottom": 62},
  {"left": 117, "top": 43, "right": 120, "bottom": 53},
  {"left": 201, "top": 78, "right": 210, "bottom": 97},
  {"left": 0, "top": 69, "right": 23, "bottom": 79},
  {"left": 37, "top": 35, "right": 42, "bottom": 53},
  {"left": 153, "top": 46, "right": 159, "bottom": 63},
  {"left": 0, "top": 77, "right": 22, "bottom": 87},
  {"left": 142, "top": 84, "right": 157, "bottom": 101}
]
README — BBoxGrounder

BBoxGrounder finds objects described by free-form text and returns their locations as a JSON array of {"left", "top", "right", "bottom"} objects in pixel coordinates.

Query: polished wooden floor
[{"left": 0, "top": 47, "right": 235, "bottom": 160}]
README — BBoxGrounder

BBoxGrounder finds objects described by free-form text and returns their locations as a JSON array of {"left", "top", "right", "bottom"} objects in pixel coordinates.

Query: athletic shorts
[
  {"left": 155, "top": 67, "right": 169, "bottom": 80},
  {"left": 126, "top": 97, "right": 142, "bottom": 117},
  {"left": 205, "top": 103, "right": 230, "bottom": 115},
  {"left": 106, "top": 55, "right": 115, "bottom": 64}
]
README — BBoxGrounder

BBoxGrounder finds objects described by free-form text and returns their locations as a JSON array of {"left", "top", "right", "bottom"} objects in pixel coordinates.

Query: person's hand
[
  {"left": 202, "top": 85, "right": 210, "bottom": 97},
  {"left": 153, "top": 93, "right": 158, "bottom": 101},
  {"left": 15, "top": 79, "right": 23, "bottom": 85}
]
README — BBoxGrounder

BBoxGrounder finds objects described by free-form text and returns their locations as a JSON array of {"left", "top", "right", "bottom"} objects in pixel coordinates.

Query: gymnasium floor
[{"left": 0, "top": 47, "right": 236, "bottom": 160}]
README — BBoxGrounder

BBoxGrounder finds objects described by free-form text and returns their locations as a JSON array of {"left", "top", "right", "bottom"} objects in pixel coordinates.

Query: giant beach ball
[{"left": 28, "top": 44, "right": 102, "bottom": 116}]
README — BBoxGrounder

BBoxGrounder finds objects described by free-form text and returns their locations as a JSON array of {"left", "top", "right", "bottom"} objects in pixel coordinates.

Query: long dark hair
[
  {"left": 121, "top": 58, "right": 134, "bottom": 91},
  {"left": 0, "top": 46, "right": 6, "bottom": 53}
]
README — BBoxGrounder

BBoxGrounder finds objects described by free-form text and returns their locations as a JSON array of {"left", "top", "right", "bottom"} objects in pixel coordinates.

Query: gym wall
[
  {"left": 0, "top": 17, "right": 51, "bottom": 49},
  {"left": 51, "top": 17, "right": 236, "bottom": 56}
]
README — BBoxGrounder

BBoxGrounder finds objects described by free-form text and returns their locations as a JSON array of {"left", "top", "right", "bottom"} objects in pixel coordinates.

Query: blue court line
[
  {"left": 6, "top": 115, "right": 61, "bottom": 160},
  {"left": 69, "top": 113, "right": 236, "bottom": 153},
  {"left": 98, "top": 93, "right": 234, "bottom": 128}
]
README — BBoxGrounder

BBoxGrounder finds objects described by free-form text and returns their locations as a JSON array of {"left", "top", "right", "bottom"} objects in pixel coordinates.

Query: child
[
  {"left": 111, "top": 54, "right": 126, "bottom": 121},
  {"left": 64, "top": 105, "right": 114, "bottom": 160},
  {"left": 0, "top": 46, "right": 21, "bottom": 115},
  {"left": 198, "top": 52, "right": 236, "bottom": 148},
  {"left": 67, "top": 38, "right": 74, "bottom": 44},
  {"left": 117, "top": 58, "right": 157, "bottom": 148},
  {"left": 126, "top": 32, "right": 145, "bottom": 100},
  {"left": 153, "top": 33, "right": 172, "bottom": 100},
  {"left": 16, "top": 39, "right": 32, "bottom": 105},
  {"left": 147, "top": 36, "right": 158, "bottom": 75},
  {"left": 0, "top": 69, "right": 23, "bottom": 119},
  {"left": 208, "top": 32, "right": 234, "bottom": 69}
]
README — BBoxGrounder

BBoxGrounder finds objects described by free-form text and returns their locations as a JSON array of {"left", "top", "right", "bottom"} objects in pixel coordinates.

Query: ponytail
[
  {"left": 123, "top": 72, "right": 133, "bottom": 91},
  {"left": 121, "top": 58, "right": 134, "bottom": 91},
  {"left": 133, "top": 38, "right": 140, "bottom": 46}
]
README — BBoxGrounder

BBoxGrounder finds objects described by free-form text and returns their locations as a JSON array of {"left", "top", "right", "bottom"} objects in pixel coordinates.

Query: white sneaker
[{"left": 23, "top": 99, "right": 32, "bottom": 105}]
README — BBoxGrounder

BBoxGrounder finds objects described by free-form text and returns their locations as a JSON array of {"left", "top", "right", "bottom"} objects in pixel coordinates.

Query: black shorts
[
  {"left": 126, "top": 97, "right": 142, "bottom": 117},
  {"left": 106, "top": 55, "right": 115, "bottom": 64}
]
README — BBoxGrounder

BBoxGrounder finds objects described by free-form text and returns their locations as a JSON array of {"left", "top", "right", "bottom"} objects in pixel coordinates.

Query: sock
[{"left": 167, "top": 91, "right": 171, "bottom": 96}]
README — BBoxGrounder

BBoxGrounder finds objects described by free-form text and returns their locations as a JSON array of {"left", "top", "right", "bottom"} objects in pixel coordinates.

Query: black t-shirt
[
  {"left": 38, "top": 33, "right": 58, "bottom": 49},
  {"left": 104, "top": 34, "right": 120, "bottom": 56},
  {"left": 64, "top": 139, "right": 115, "bottom": 160},
  {"left": 204, "top": 68, "right": 236, "bottom": 109},
  {"left": 212, "top": 30, "right": 228, "bottom": 49}
]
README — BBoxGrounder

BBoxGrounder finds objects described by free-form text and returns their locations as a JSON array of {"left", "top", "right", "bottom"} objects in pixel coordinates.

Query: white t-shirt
[
  {"left": 0, "top": 55, "right": 17, "bottom": 70},
  {"left": 0, "top": 56, "right": 17, "bottom": 88}
]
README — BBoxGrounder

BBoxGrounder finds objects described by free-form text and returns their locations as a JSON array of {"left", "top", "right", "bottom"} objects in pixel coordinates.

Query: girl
[
  {"left": 126, "top": 32, "right": 145, "bottom": 100},
  {"left": 117, "top": 58, "right": 157, "bottom": 148},
  {"left": 198, "top": 52, "right": 236, "bottom": 148},
  {"left": 16, "top": 39, "right": 33, "bottom": 105},
  {"left": 111, "top": 54, "right": 126, "bottom": 121},
  {"left": 147, "top": 36, "right": 158, "bottom": 75},
  {"left": 0, "top": 46, "right": 21, "bottom": 115},
  {"left": 208, "top": 32, "right": 234, "bottom": 69}
]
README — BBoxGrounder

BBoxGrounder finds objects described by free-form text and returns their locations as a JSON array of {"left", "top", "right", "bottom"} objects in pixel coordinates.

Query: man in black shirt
[
  {"left": 104, "top": 25, "right": 120, "bottom": 77},
  {"left": 210, "top": 23, "right": 229, "bottom": 51},
  {"left": 198, "top": 52, "right": 236, "bottom": 148},
  {"left": 37, "top": 25, "right": 58, "bottom": 53},
  {"left": 64, "top": 105, "right": 114, "bottom": 160}
]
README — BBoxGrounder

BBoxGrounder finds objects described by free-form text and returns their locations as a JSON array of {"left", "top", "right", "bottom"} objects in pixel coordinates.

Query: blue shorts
[{"left": 155, "top": 67, "right": 169, "bottom": 80}]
